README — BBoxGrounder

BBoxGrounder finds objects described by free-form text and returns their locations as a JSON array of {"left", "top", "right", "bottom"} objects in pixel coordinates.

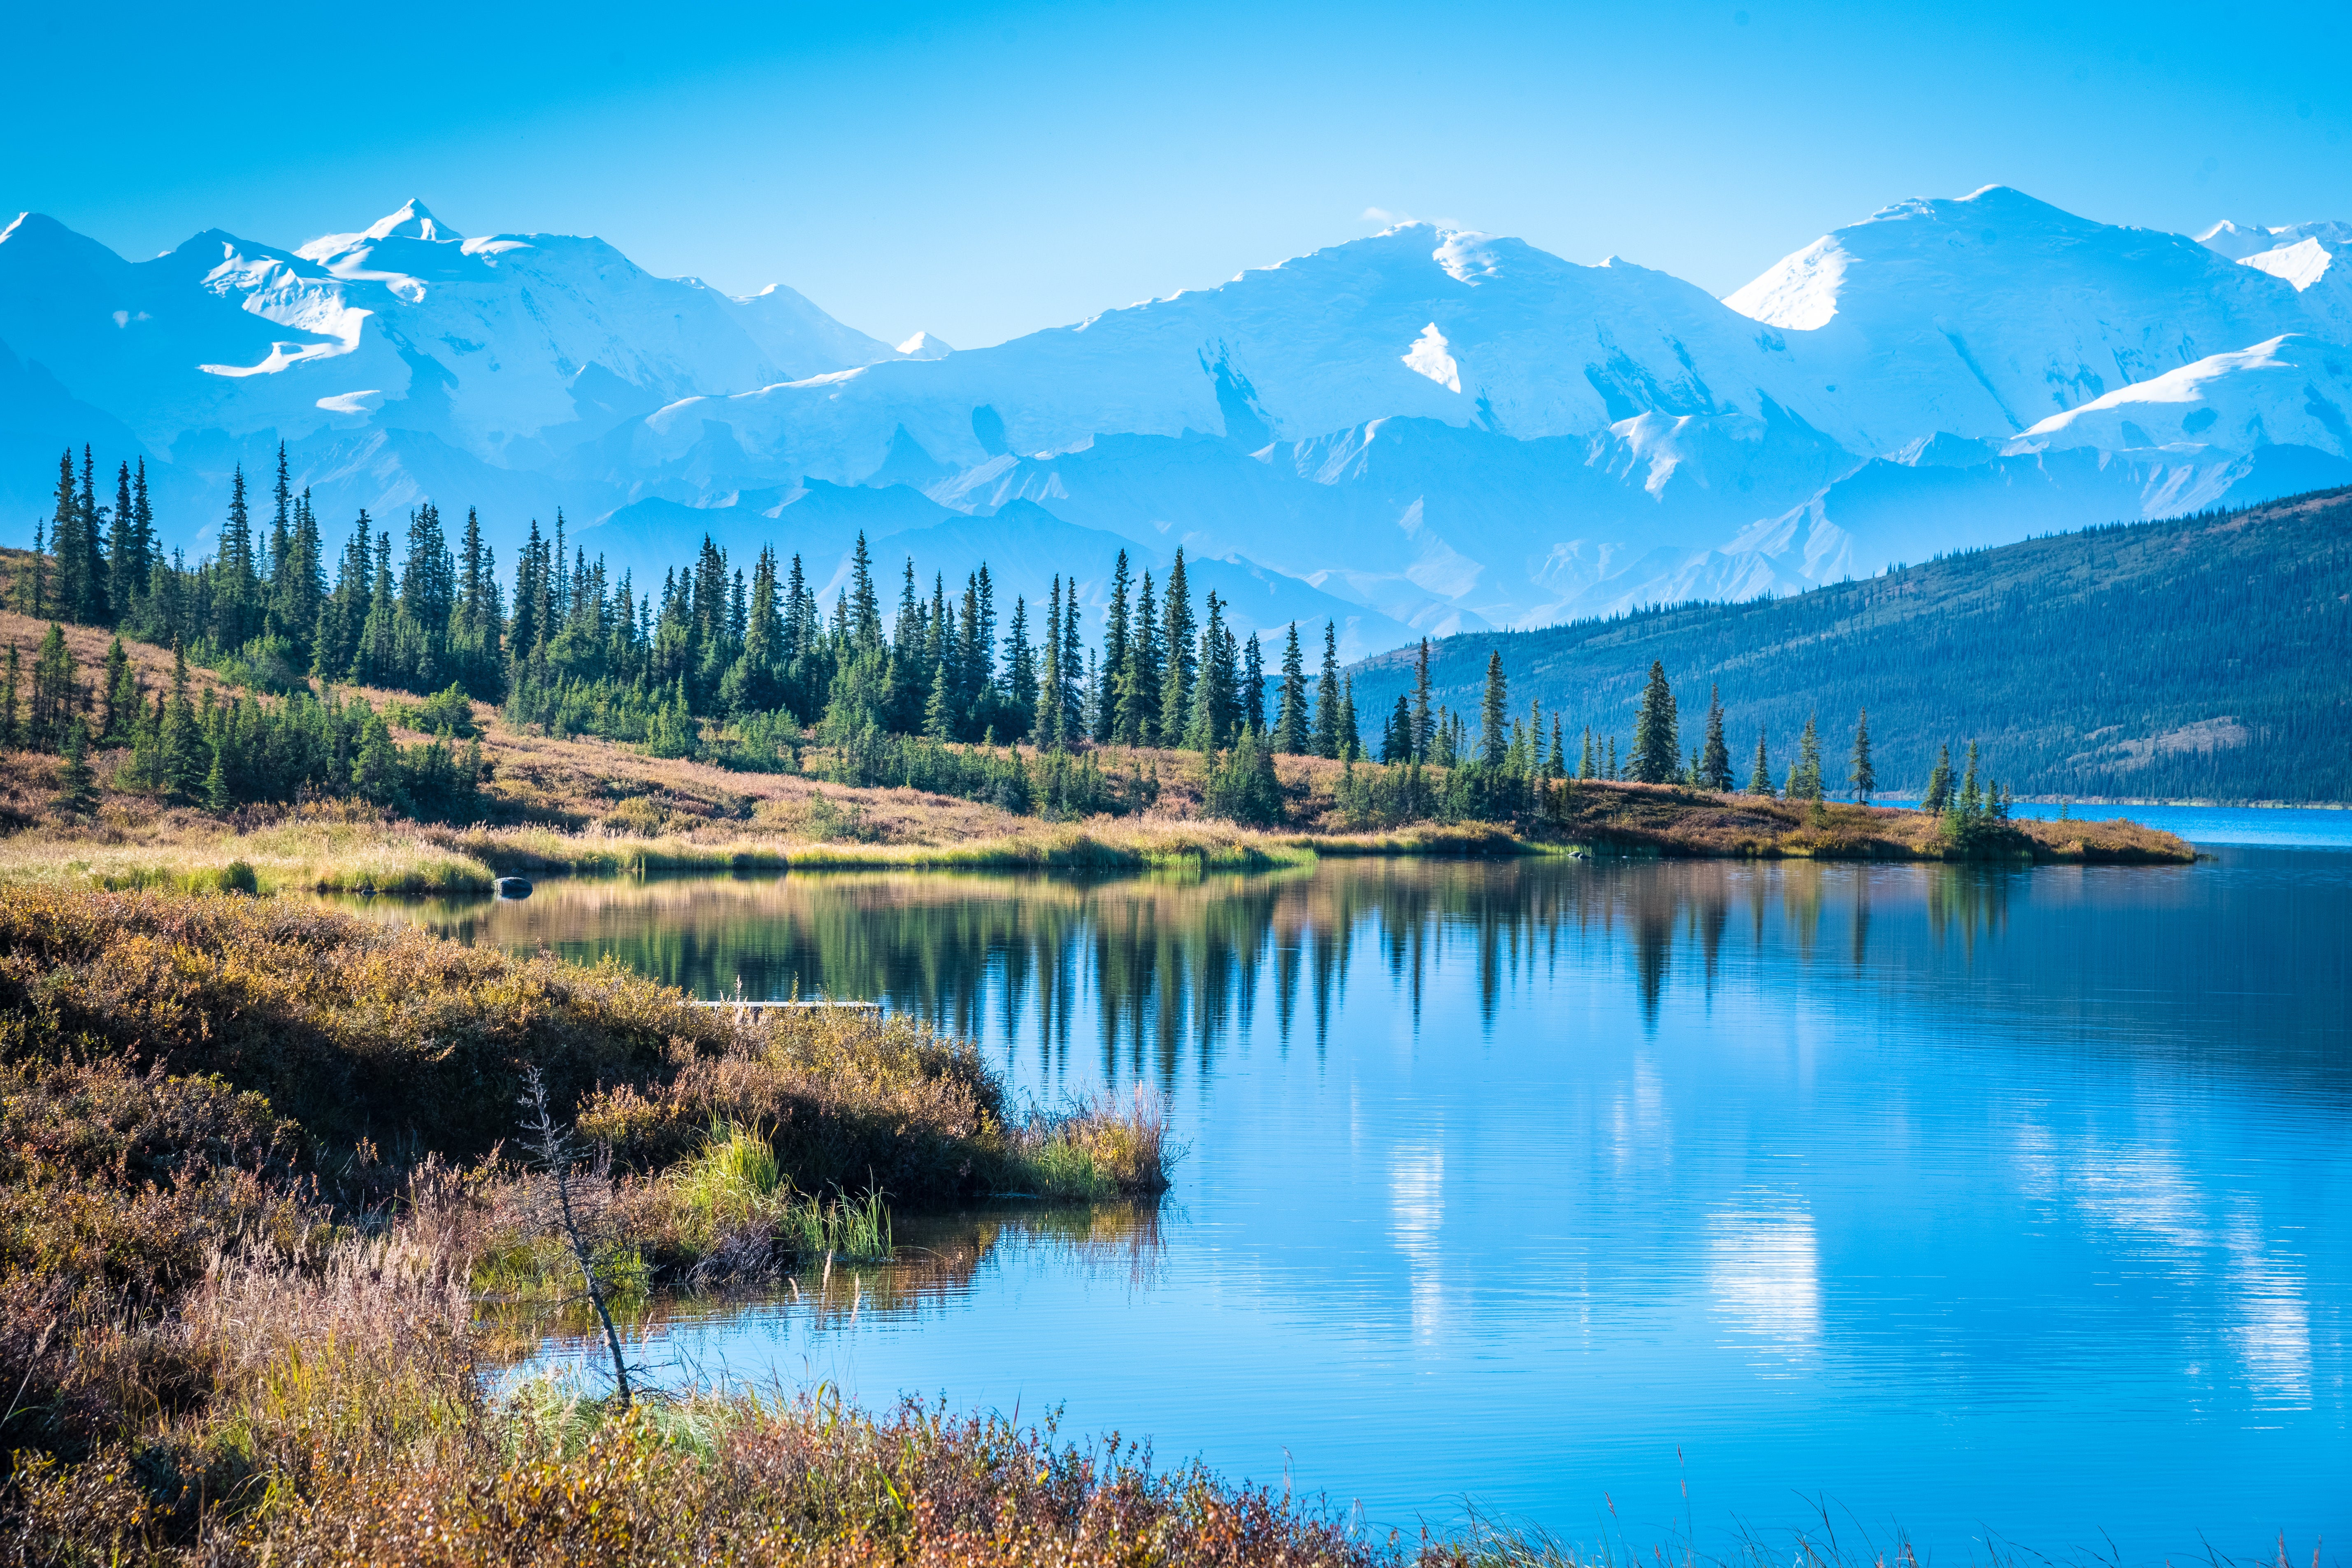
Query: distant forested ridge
[{"left": 1350, "top": 488, "right": 2352, "bottom": 803}]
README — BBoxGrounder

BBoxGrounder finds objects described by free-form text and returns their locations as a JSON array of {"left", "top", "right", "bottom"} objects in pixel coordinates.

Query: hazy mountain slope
[
  {"left": 1351, "top": 487, "right": 2352, "bottom": 803},
  {"left": 2014, "top": 335, "right": 2352, "bottom": 457},
  {"left": 613, "top": 223, "right": 1851, "bottom": 487}
]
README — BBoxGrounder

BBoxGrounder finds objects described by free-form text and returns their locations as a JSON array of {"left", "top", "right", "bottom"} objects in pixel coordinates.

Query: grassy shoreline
[{"left": 0, "top": 780, "right": 2191, "bottom": 899}]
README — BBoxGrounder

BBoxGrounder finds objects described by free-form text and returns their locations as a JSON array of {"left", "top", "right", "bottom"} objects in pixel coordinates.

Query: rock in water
[{"left": 493, "top": 876, "right": 533, "bottom": 899}]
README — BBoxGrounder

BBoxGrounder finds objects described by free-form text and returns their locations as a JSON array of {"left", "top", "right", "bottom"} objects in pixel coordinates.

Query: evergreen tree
[
  {"left": 1241, "top": 627, "right": 1265, "bottom": 734},
  {"left": 1097, "top": 550, "right": 1130, "bottom": 743},
  {"left": 1157, "top": 550, "right": 1195, "bottom": 748},
  {"left": 1034, "top": 576, "right": 1066, "bottom": 748},
  {"left": 1958, "top": 740, "right": 1982, "bottom": 817},
  {"left": 267, "top": 443, "right": 293, "bottom": 595},
  {"left": 1787, "top": 713, "right": 1824, "bottom": 800},
  {"left": 44, "top": 453, "right": 77, "bottom": 623},
  {"left": 1339, "top": 675, "right": 1362, "bottom": 760},
  {"left": 1200, "top": 723, "right": 1283, "bottom": 827},
  {"left": 1383, "top": 693, "right": 1413, "bottom": 763},
  {"left": 1580, "top": 727, "right": 1596, "bottom": 780},
  {"left": 847, "top": 532, "right": 883, "bottom": 651},
  {"left": 923, "top": 660, "right": 954, "bottom": 739},
  {"left": 100, "top": 637, "right": 137, "bottom": 744},
  {"left": 1478, "top": 650, "right": 1508, "bottom": 765},
  {"left": 1115, "top": 571, "right": 1159, "bottom": 746},
  {"left": 1312, "top": 621, "right": 1342, "bottom": 758},
  {"left": 28, "top": 625, "right": 74, "bottom": 750},
  {"left": 0, "top": 647, "right": 17, "bottom": 750},
  {"left": 1629, "top": 660, "right": 1680, "bottom": 783},
  {"left": 1411, "top": 638, "right": 1434, "bottom": 762},
  {"left": 204, "top": 741, "right": 232, "bottom": 813},
  {"left": 1850, "top": 708, "right": 1876, "bottom": 804},
  {"left": 1550, "top": 714, "right": 1566, "bottom": 777},
  {"left": 163, "top": 645, "right": 205, "bottom": 801},
  {"left": 52, "top": 717, "right": 97, "bottom": 818},
  {"left": 1698, "top": 685, "right": 1733, "bottom": 792},
  {"left": 217, "top": 464, "right": 257, "bottom": 646},
  {"left": 1748, "top": 727, "right": 1774, "bottom": 795},
  {"left": 1923, "top": 743, "right": 1954, "bottom": 815},
  {"left": 1605, "top": 736, "right": 1618, "bottom": 781},
  {"left": 1274, "top": 623, "right": 1309, "bottom": 753}
]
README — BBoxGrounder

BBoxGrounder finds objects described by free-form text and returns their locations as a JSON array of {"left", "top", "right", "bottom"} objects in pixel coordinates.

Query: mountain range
[{"left": 4, "top": 187, "right": 2349, "bottom": 659}]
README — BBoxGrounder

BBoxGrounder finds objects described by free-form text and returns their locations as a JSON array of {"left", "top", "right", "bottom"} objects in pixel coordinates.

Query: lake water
[{"left": 356, "top": 809, "right": 2352, "bottom": 1563}]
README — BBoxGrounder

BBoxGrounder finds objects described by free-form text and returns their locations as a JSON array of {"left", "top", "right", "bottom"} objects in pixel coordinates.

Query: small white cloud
[{"left": 1363, "top": 206, "right": 1407, "bottom": 224}]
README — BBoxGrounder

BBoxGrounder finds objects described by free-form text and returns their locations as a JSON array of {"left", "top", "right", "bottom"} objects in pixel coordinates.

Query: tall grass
[
  {"left": 663, "top": 1121, "right": 896, "bottom": 1277},
  {"left": 1003, "top": 1085, "right": 1176, "bottom": 1200}
]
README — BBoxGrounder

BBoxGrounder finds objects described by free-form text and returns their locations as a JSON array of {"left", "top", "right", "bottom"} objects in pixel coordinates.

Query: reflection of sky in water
[{"left": 411, "top": 841, "right": 2352, "bottom": 1565}]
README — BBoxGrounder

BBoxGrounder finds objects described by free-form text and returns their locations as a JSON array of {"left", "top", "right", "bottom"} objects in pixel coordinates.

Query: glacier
[{"left": 2, "top": 187, "right": 2348, "bottom": 657}]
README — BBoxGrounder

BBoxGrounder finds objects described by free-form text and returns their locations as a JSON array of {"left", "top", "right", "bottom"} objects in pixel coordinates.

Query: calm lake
[{"left": 352, "top": 811, "right": 2352, "bottom": 1563}]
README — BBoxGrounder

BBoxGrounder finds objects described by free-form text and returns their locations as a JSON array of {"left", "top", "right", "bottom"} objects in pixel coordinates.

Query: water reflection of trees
[{"left": 352, "top": 854, "right": 2173, "bottom": 1090}]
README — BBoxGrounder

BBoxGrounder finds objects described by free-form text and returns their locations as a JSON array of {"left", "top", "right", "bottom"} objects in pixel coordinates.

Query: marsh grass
[
  {"left": 661, "top": 1121, "right": 896, "bottom": 1277},
  {"left": 1002, "top": 1085, "right": 1176, "bottom": 1200}
]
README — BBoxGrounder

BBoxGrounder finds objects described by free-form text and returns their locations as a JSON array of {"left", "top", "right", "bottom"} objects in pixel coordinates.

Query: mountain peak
[
  {"left": 364, "top": 199, "right": 461, "bottom": 244},
  {"left": 897, "top": 332, "right": 954, "bottom": 360}
]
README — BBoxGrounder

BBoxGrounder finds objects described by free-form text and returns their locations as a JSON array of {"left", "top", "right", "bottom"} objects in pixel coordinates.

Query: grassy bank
[
  {"left": 0, "top": 885, "right": 1185, "bottom": 1561},
  {"left": 0, "top": 776, "right": 2189, "bottom": 902}
]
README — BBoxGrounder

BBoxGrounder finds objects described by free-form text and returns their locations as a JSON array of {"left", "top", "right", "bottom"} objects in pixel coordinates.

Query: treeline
[
  {"left": 1354, "top": 486, "right": 2352, "bottom": 803},
  {"left": 18, "top": 444, "right": 2015, "bottom": 834}
]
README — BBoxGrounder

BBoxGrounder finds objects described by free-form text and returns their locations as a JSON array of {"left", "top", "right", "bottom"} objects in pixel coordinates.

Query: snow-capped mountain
[{"left": 3, "top": 189, "right": 2348, "bottom": 656}]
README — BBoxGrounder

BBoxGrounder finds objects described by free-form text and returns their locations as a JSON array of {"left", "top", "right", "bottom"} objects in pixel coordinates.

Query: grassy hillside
[{"left": 1352, "top": 487, "right": 2352, "bottom": 802}]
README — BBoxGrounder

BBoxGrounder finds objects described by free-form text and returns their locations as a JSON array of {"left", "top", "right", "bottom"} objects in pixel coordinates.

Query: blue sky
[{"left": 5, "top": 0, "right": 2347, "bottom": 348}]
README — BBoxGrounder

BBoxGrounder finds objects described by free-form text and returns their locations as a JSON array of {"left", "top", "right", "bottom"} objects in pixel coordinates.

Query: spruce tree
[
  {"left": 1034, "top": 576, "right": 1065, "bottom": 749},
  {"left": 1157, "top": 550, "right": 1195, "bottom": 748},
  {"left": 923, "top": 660, "right": 953, "bottom": 739},
  {"left": 100, "top": 637, "right": 137, "bottom": 744},
  {"left": 1549, "top": 714, "right": 1566, "bottom": 777},
  {"left": 1312, "top": 621, "right": 1341, "bottom": 758},
  {"left": 1698, "top": 685, "right": 1733, "bottom": 792},
  {"left": 1116, "top": 571, "right": 1159, "bottom": 746},
  {"left": 1849, "top": 708, "right": 1876, "bottom": 805},
  {"left": 1097, "top": 551, "right": 1130, "bottom": 743},
  {"left": 1241, "top": 628, "right": 1265, "bottom": 734},
  {"left": 1629, "top": 660, "right": 1679, "bottom": 783},
  {"left": 1410, "top": 638, "right": 1434, "bottom": 762},
  {"left": 1790, "top": 713, "right": 1824, "bottom": 801},
  {"left": 1748, "top": 726, "right": 1774, "bottom": 796},
  {"left": 1383, "top": 694, "right": 1413, "bottom": 763},
  {"left": 1958, "top": 741, "right": 1982, "bottom": 818},
  {"left": 204, "top": 742, "right": 232, "bottom": 814},
  {"left": 1580, "top": 727, "right": 1596, "bottom": 780},
  {"left": 1605, "top": 736, "right": 1618, "bottom": 780},
  {"left": 1339, "top": 675, "right": 1362, "bottom": 760},
  {"left": 53, "top": 716, "right": 97, "bottom": 818},
  {"left": 44, "top": 453, "right": 75, "bottom": 623},
  {"left": 1478, "top": 651, "right": 1508, "bottom": 765},
  {"left": 0, "top": 647, "right": 17, "bottom": 750},
  {"left": 1923, "top": 744, "right": 1953, "bottom": 815},
  {"left": 1274, "top": 623, "right": 1308, "bottom": 753}
]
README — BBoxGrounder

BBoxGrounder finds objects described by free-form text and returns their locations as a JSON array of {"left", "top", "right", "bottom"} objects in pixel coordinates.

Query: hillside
[{"left": 1350, "top": 487, "right": 2352, "bottom": 803}]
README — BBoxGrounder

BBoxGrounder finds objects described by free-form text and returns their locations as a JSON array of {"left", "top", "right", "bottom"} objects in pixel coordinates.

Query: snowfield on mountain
[{"left": 3, "top": 185, "right": 2348, "bottom": 653}]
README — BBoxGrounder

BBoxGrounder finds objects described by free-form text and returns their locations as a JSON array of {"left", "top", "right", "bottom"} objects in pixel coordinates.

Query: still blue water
[{"left": 383, "top": 814, "right": 2351, "bottom": 1563}]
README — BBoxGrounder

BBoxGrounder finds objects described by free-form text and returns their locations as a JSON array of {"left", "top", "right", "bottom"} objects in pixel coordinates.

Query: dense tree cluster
[{"left": 13, "top": 444, "right": 2027, "bottom": 831}]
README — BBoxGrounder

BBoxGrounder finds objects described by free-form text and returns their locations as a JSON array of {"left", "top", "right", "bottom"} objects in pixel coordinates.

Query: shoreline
[{"left": 1, "top": 783, "right": 2196, "bottom": 897}]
